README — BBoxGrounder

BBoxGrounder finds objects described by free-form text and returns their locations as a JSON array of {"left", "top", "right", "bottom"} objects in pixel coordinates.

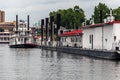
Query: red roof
[
  {"left": 59, "top": 29, "right": 82, "bottom": 37},
  {"left": 82, "top": 20, "right": 120, "bottom": 29}
]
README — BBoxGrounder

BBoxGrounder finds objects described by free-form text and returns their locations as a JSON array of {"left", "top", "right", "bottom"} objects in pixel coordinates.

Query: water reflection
[{"left": 0, "top": 45, "right": 120, "bottom": 80}]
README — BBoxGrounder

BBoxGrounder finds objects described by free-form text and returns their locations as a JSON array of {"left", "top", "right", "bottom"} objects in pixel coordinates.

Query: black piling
[
  {"left": 100, "top": 10, "right": 103, "bottom": 23},
  {"left": 41, "top": 19, "right": 44, "bottom": 42},
  {"left": 45, "top": 18, "right": 49, "bottom": 41},
  {"left": 50, "top": 16, "right": 54, "bottom": 41},
  {"left": 56, "top": 14, "right": 61, "bottom": 41}
]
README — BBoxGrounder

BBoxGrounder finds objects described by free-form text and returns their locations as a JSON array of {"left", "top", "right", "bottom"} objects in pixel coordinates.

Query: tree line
[{"left": 49, "top": 3, "right": 120, "bottom": 29}]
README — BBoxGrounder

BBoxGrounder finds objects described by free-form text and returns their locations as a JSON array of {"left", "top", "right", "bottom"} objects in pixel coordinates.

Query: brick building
[{"left": 0, "top": 10, "right": 5, "bottom": 22}]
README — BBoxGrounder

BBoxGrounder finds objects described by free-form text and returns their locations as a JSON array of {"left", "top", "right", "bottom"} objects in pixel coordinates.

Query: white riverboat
[{"left": 9, "top": 15, "right": 38, "bottom": 48}]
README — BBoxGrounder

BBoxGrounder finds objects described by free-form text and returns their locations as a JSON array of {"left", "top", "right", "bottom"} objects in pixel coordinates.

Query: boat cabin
[
  {"left": 82, "top": 21, "right": 120, "bottom": 51},
  {"left": 58, "top": 29, "right": 83, "bottom": 47}
]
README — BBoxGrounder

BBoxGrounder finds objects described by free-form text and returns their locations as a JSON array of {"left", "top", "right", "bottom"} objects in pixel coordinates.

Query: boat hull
[
  {"left": 9, "top": 44, "right": 38, "bottom": 48},
  {"left": 56, "top": 47, "right": 120, "bottom": 60},
  {"left": 40, "top": 46, "right": 120, "bottom": 60}
]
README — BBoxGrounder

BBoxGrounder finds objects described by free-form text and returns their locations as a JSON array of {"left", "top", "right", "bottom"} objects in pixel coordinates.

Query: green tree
[
  {"left": 74, "top": 5, "right": 85, "bottom": 29},
  {"left": 113, "top": 7, "right": 120, "bottom": 20},
  {"left": 49, "top": 5, "right": 85, "bottom": 29},
  {"left": 93, "top": 3, "right": 109, "bottom": 23}
]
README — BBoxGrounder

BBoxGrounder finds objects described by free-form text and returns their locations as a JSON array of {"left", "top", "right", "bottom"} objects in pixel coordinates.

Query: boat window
[
  {"left": 77, "top": 37, "right": 79, "bottom": 42},
  {"left": 76, "top": 37, "right": 77, "bottom": 42},
  {"left": 0, "top": 29, "right": 4, "bottom": 32},
  {"left": 63, "top": 37, "right": 66, "bottom": 42},
  {"left": 105, "top": 38, "right": 107, "bottom": 42},
  {"left": 72, "top": 37, "right": 74, "bottom": 42},
  {"left": 74, "top": 37, "right": 76, "bottom": 42},
  {"left": 89, "top": 35, "right": 91, "bottom": 44},
  {"left": 4, "top": 38, "right": 6, "bottom": 40},
  {"left": 18, "top": 38, "right": 20, "bottom": 42},
  {"left": 78, "top": 36, "right": 81, "bottom": 42},
  {"left": 114, "top": 36, "right": 116, "bottom": 41},
  {"left": 71, "top": 37, "right": 73, "bottom": 42},
  {"left": 62, "top": 37, "right": 64, "bottom": 42},
  {"left": 79, "top": 39, "right": 81, "bottom": 42},
  {"left": 24, "top": 24, "right": 26, "bottom": 27},
  {"left": 63, "top": 37, "right": 65, "bottom": 42},
  {"left": 64, "top": 37, "right": 65, "bottom": 42},
  {"left": 21, "top": 38, "right": 23, "bottom": 41},
  {"left": 60, "top": 30, "right": 63, "bottom": 34}
]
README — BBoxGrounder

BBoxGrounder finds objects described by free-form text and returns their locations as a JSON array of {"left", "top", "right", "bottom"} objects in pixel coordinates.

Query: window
[
  {"left": 76, "top": 37, "right": 78, "bottom": 42},
  {"left": 89, "top": 35, "right": 91, "bottom": 44},
  {"left": 21, "top": 38, "right": 23, "bottom": 41},
  {"left": 105, "top": 38, "right": 107, "bottom": 42},
  {"left": 0, "top": 29, "right": 4, "bottom": 32},
  {"left": 64, "top": 37, "right": 66, "bottom": 42},
  {"left": 71, "top": 37, "right": 72, "bottom": 42},
  {"left": 18, "top": 38, "right": 20, "bottom": 41},
  {"left": 89, "top": 35, "right": 93, "bottom": 44},
  {"left": 114, "top": 36, "right": 116, "bottom": 41},
  {"left": 4, "top": 38, "right": 6, "bottom": 40}
]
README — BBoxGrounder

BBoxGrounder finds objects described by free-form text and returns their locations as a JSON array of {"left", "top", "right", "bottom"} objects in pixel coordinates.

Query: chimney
[
  {"left": 27, "top": 15, "right": 30, "bottom": 31},
  {"left": 16, "top": 15, "right": 18, "bottom": 31}
]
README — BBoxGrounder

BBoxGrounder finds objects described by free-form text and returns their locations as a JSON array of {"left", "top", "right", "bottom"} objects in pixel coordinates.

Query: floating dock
[{"left": 40, "top": 46, "right": 120, "bottom": 60}]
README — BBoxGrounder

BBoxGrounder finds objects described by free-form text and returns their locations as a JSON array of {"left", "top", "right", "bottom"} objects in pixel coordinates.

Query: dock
[{"left": 39, "top": 45, "right": 120, "bottom": 60}]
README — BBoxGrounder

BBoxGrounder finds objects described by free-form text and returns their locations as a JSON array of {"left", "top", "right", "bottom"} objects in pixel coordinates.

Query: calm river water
[{"left": 0, "top": 44, "right": 120, "bottom": 80}]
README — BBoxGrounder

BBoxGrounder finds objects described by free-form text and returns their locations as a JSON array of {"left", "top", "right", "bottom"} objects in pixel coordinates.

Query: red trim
[
  {"left": 83, "top": 23, "right": 104, "bottom": 28},
  {"left": 82, "top": 20, "right": 120, "bottom": 29},
  {"left": 59, "top": 29, "right": 82, "bottom": 37},
  {"left": 106, "top": 21, "right": 120, "bottom": 24}
]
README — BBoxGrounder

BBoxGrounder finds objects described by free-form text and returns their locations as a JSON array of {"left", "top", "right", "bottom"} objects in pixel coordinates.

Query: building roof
[
  {"left": 59, "top": 29, "right": 82, "bottom": 37},
  {"left": 82, "top": 20, "right": 120, "bottom": 29}
]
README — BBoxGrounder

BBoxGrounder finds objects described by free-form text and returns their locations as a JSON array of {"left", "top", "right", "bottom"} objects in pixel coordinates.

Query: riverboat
[{"left": 9, "top": 15, "right": 38, "bottom": 48}]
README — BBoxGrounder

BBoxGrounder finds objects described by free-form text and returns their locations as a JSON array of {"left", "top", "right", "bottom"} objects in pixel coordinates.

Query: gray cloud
[{"left": 0, "top": 0, "right": 120, "bottom": 26}]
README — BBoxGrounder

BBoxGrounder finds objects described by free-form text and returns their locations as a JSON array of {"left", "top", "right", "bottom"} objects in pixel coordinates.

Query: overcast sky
[{"left": 0, "top": 0, "right": 120, "bottom": 26}]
